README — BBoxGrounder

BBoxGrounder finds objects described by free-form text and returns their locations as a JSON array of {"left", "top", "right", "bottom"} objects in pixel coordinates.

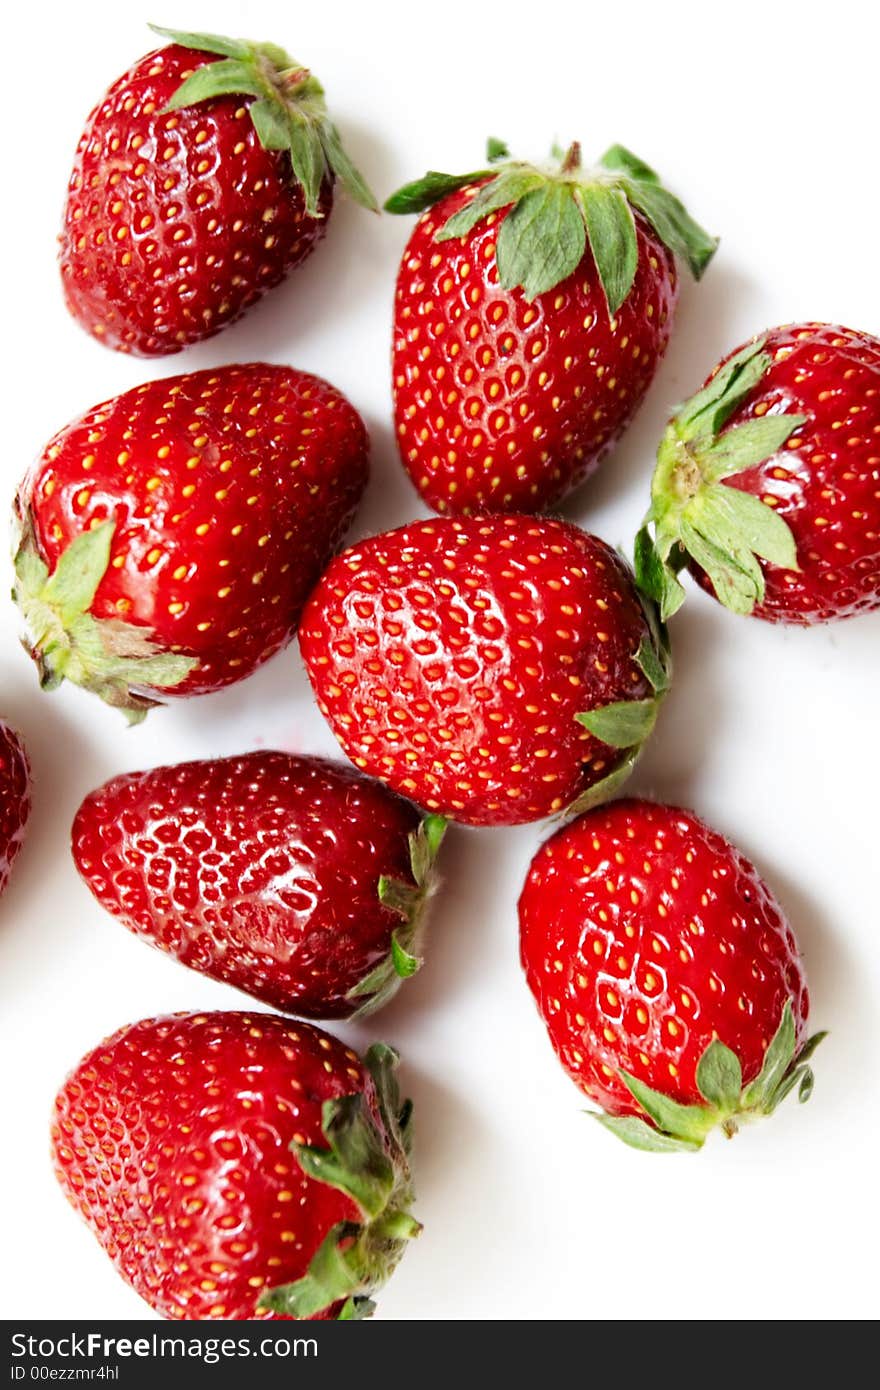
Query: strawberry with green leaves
[
  {"left": 72, "top": 752, "right": 446, "bottom": 1018},
  {"left": 13, "top": 363, "right": 368, "bottom": 717},
  {"left": 519, "top": 799, "right": 825, "bottom": 1152},
  {"left": 52, "top": 1012, "right": 418, "bottom": 1319},
  {"left": 61, "top": 26, "right": 376, "bottom": 355},
  {"left": 636, "top": 323, "right": 880, "bottom": 622},
  {"left": 386, "top": 140, "right": 717, "bottom": 515},
  {"left": 300, "top": 514, "right": 671, "bottom": 826}
]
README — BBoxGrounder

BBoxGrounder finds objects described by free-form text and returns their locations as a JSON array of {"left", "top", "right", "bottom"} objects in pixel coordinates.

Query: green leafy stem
[
  {"left": 12, "top": 514, "right": 196, "bottom": 720},
  {"left": 346, "top": 814, "right": 448, "bottom": 1016},
  {"left": 594, "top": 1001, "right": 827, "bottom": 1154},
  {"left": 385, "top": 138, "right": 717, "bottom": 309},
  {"left": 258, "top": 1043, "right": 420, "bottom": 1318},
  {"left": 635, "top": 337, "right": 807, "bottom": 620},
  {"left": 150, "top": 24, "right": 377, "bottom": 215},
  {"left": 565, "top": 605, "right": 672, "bottom": 818}
]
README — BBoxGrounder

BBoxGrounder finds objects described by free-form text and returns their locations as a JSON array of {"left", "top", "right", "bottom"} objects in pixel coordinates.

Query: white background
[{"left": 2, "top": 0, "right": 877, "bottom": 1322}]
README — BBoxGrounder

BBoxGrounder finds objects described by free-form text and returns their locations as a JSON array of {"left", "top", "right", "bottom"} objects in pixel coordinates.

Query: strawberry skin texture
[
  {"left": 0, "top": 721, "right": 31, "bottom": 898},
  {"left": 60, "top": 45, "right": 331, "bottom": 356},
  {"left": 694, "top": 323, "right": 880, "bottom": 622},
  {"left": 392, "top": 185, "right": 677, "bottom": 515},
  {"left": 72, "top": 752, "right": 421, "bottom": 1018},
  {"left": 51, "top": 1012, "right": 369, "bottom": 1319},
  {"left": 300, "top": 515, "right": 653, "bottom": 826},
  {"left": 519, "top": 798, "right": 809, "bottom": 1118},
  {"left": 17, "top": 363, "right": 367, "bottom": 698}
]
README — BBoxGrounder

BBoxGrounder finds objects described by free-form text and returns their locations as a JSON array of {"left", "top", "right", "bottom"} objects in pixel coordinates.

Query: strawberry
[
  {"left": 52, "top": 1011, "right": 418, "bottom": 1319},
  {"left": 13, "top": 363, "right": 368, "bottom": 717},
  {"left": 60, "top": 26, "right": 376, "bottom": 356},
  {"left": 0, "top": 721, "right": 31, "bottom": 899},
  {"left": 385, "top": 139, "right": 717, "bottom": 515},
  {"left": 636, "top": 323, "right": 880, "bottom": 623},
  {"left": 299, "top": 515, "right": 671, "bottom": 826},
  {"left": 72, "top": 752, "right": 446, "bottom": 1017},
  {"left": 519, "top": 798, "right": 825, "bottom": 1152}
]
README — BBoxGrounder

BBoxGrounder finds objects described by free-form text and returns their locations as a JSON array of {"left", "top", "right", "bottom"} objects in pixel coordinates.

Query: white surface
[{"left": 2, "top": 0, "right": 878, "bottom": 1323}]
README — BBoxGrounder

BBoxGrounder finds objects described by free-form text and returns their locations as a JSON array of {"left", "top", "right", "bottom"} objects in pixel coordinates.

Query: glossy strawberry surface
[
  {"left": 16, "top": 363, "right": 367, "bottom": 700},
  {"left": 52, "top": 1012, "right": 372, "bottom": 1319},
  {"left": 72, "top": 753, "right": 422, "bottom": 1017},
  {"left": 300, "top": 515, "right": 655, "bottom": 825},
  {"left": 693, "top": 323, "right": 880, "bottom": 622},
  {"left": 60, "top": 44, "right": 331, "bottom": 356},
  {"left": 519, "top": 799, "right": 809, "bottom": 1118},
  {"left": 0, "top": 721, "right": 31, "bottom": 898},
  {"left": 392, "top": 185, "right": 677, "bottom": 515}
]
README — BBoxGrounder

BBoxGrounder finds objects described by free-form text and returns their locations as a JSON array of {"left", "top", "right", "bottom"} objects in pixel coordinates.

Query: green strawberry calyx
[
  {"left": 566, "top": 597, "right": 672, "bottom": 816},
  {"left": 12, "top": 513, "right": 196, "bottom": 722},
  {"left": 347, "top": 814, "right": 448, "bottom": 1017},
  {"left": 149, "top": 24, "right": 377, "bottom": 216},
  {"left": 593, "top": 1001, "right": 827, "bottom": 1154},
  {"left": 258, "top": 1043, "right": 420, "bottom": 1320},
  {"left": 635, "top": 337, "right": 808, "bottom": 620},
  {"left": 385, "top": 138, "right": 717, "bottom": 308}
]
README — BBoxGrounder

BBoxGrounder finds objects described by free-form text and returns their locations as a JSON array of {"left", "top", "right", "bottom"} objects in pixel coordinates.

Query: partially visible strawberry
[
  {"left": 300, "top": 515, "right": 671, "bottom": 826},
  {"left": 636, "top": 323, "right": 880, "bottom": 623},
  {"left": 72, "top": 752, "right": 445, "bottom": 1017},
  {"left": 0, "top": 721, "right": 31, "bottom": 898},
  {"left": 519, "top": 799, "right": 825, "bottom": 1152},
  {"left": 13, "top": 363, "right": 368, "bottom": 717},
  {"left": 60, "top": 27, "right": 376, "bottom": 355},
  {"left": 386, "top": 139, "right": 717, "bottom": 514},
  {"left": 52, "top": 1012, "right": 419, "bottom": 1319}
]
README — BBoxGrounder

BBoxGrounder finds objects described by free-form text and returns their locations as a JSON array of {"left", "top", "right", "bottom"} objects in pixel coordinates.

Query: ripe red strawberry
[
  {"left": 636, "top": 323, "right": 880, "bottom": 623},
  {"left": 385, "top": 140, "right": 717, "bottom": 514},
  {"left": 519, "top": 799, "right": 825, "bottom": 1151},
  {"left": 300, "top": 515, "right": 671, "bottom": 826},
  {"left": 72, "top": 752, "right": 445, "bottom": 1017},
  {"left": 0, "top": 721, "right": 31, "bottom": 898},
  {"left": 52, "top": 1011, "right": 418, "bottom": 1319},
  {"left": 60, "top": 26, "right": 376, "bottom": 355},
  {"left": 13, "top": 363, "right": 368, "bottom": 717}
]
